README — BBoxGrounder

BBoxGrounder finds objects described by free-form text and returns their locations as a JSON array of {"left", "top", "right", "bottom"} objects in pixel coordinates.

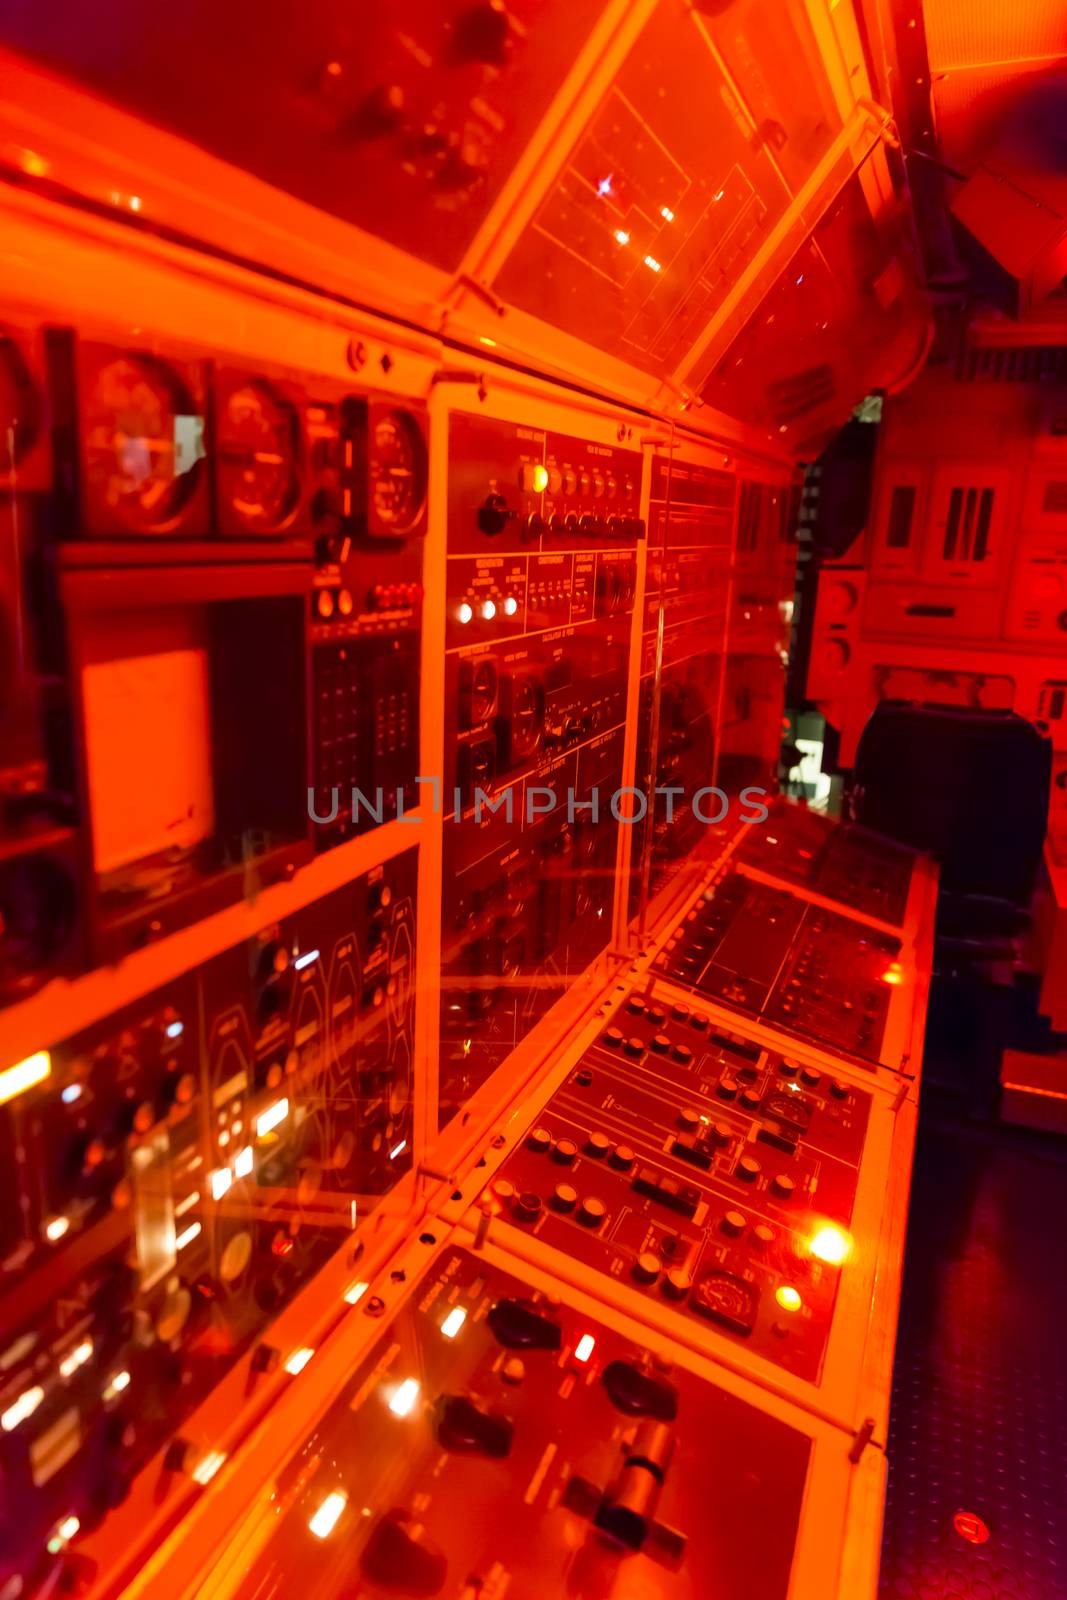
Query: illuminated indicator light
[
  {"left": 45, "top": 1215, "right": 70, "bottom": 1243},
  {"left": 480, "top": 599, "right": 497, "bottom": 621},
  {"left": 234, "top": 1145, "right": 254, "bottom": 1179},
  {"left": 660, "top": 206, "right": 674, "bottom": 221},
  {"left": 457, "top": 602, "right": 473, "bottom": 625},
  {"left": 344, "top": 1280, "right": 370, "bottom": 1305},
  {"left": 285, "top": 1347, "right": 315, "bottom": 1376},
  {"left": 531, "top": 464, "right": 549, "bottom": 492},
  {"left": 644, "top": 255, "right": 662, "bottom": 272},
  {"left": 614, "top": 229, "right": 630, "bottom": 246},
  {"left": 479, "top": 335, "right": 498, "bottom": 348},
  {"left": 293, "top": 949, "right": 320, "bottom": 971},
  {"left": 176, "top": 1221, "right": 202, "bottom": 1251},
  {"left": 60, "top": 1340, "right": 93, "bottom": 1378},
  {"left": 193, "top": 1451, "right": 227, "bottom": 1485},
  {"left": 389, "top": 1378, "right": 420, "bottom": 1417},
  {"left": 210, "top": 1167, "right": 232, "bottom": 1201},
  {"left": 882, "top": 963, "right": 904, "bottom": 986},
  {"left": 597, "top": 174, "right": 613, "bottom": 197},
  {"left": 165, "top": 1021, "right": 184, "bottom": 1039},
  {"left": 809, "top": 1225, "right": 852, "bottom": 1266},
  {"left": 129, "top": 195, "right": 142, "bottom": 212},
  {"left": 713, "top": 188, "right": 724, "bottom": 202},
  {"left": 257, "top": 1098, "right": 289, "bottom": 1137},
  {"left": 795, "top": 273, "right": 804, "bottom": 285},
  {"left": 775, "top": 1286, "right": 803, "bottom": 1312},
  {"left": 390, "top": 1139, "right": 408, "bottom": 1161},
  {"left": 2, "top": 1385, "right": 44, "bottom": 1432},
  {"left": 104, "top": 1370, "right": 131, "bottom": 1400},
  {"left": 0, "top": 1050, "right": 50, "bottom": 1107},
  {"left": 441, "top": 1307, "right": 467, "bottom": 1339},
  {"left": 61, "top": 1084, "right": 83, "bottom": 1105},
  {"left": 175, "top": 1191, "right": 200, "bottom": 1215},
  {"left": 503, "top": 596, "right": 518, "bottom": 616},
  {"left": 574, "top": 1334, "right": 596, "bottom": 1363},
  {"left": 309, "top": 1491, "right": 347, "bottom": 1539},
  {"left": 57, "top": 1515, "right": 80, "bottom": 1542},
  {"left": 953, "top": 1511, "right": 991, "bottom": 1545}
]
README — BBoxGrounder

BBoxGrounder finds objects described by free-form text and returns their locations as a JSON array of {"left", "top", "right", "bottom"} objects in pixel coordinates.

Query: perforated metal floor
[{"left": 879, "top": 1114, "right": 1067, "bottom": 1599}]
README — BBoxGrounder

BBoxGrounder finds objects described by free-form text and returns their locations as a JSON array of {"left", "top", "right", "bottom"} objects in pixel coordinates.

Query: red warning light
[{"left": 953, "top": 1511, "right": 990, "bottom": 1545}]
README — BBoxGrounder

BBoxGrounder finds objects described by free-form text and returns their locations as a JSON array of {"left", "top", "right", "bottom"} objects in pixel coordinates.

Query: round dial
[
  {"left": 85, "top": 354, "right": 202, "bottom": 532},
  {"left": 218, "top": 381, "right": 299, "bottom": 532},
  {"left": 0, "top": 334, "right": 42, "bottom": 477},
  {"left": 370, "top": 410, "right": 427, "bottom": 534}
]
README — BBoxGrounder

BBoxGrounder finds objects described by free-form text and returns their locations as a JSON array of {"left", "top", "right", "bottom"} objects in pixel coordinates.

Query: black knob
[{"left": 478, "top": 493, "right": 511, "bottom": 535}]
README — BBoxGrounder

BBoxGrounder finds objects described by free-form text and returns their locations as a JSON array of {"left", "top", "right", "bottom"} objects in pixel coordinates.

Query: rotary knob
[
  {"left": 478, "top": 492, "right": 511, "bottom": 535},
  {"left": 771, "top": 1174, "right": 796, "bottom": 1201},
  {"left": 624, "top": 1037, "right": 645, "bottom": 1058},
  {"left": 609, "top": 1145, "right": 635, "bottom": 1172},
  {"left": 513, "top": 1191, "right": 543, "bottom": 1225},
  {"left": 577, "top": 1197, "right": 607, "bottom": 1229},
  {"left": 722, "top": 1210, "right": 746, "bottom": 1238},
  {"left": 602, "top": 1027, "right": 624, "bottom": 1048},
  {"left": 740, "top": 1088, "right": 761, "bottom": 1110},
  {"left": 678, "top": 1107, "right": 701, "bottom": 1132},
  {"left": 551, "top": 1183, "right": 578, "bottom": 1213},
  {"left": 586, "top": 1132, "right": 611, "bottom": 1159},
  {"left": 552, "top": 1139, "right": 578, "bottom": 1166},
  {"left": 717, "top": 1076, "right": 738, "bottom": 1100},
  {"left": 527, "top": 1127, "right": 552, "bottom": 1154},
  {"left": 672, "top": 1043, "right": 693, "bottom": 1064},
  {"left": 633, "top": 1252, "right": 661, "bottom": 1285},
  {"left": 662, "top": 1268, "right": 692, "bottom": 1300},
  {"left": 650, "top": 1033, "right": 671, "bottom": 1054},
  {"left": 830, "top": 1079, "right": 849, "bottom": 1100},
  {"left": 753, "top": 1224, "right": 776, "bottom": 1248},
  {"left": 736, "top": 1156, "right": 761, "bottom": 1183},
  {"left": 800, "top": 1066, "right": 821, "bottom": 1087}
]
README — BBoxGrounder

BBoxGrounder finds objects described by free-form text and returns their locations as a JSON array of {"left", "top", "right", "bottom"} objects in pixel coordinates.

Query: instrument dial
[
  {"left": 84, "top": 354, "right": 203, "bottom": 532},
  {"left": 370, "top": 409, "right": 427, "bottom": 534},
  {"left": 217, "top": 380, "right": 300, "bottom": 532}
]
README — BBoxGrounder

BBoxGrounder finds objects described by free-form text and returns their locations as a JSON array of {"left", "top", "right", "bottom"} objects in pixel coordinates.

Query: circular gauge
[
  {"left": 370, "top": 409, "right": 427, "bottom": 534},
  {"left": 217, "top": 381, "right": 300, "bottom": 532},
  {"left": 0, "top": 334, "right": 42, "bottom": 477},
  {"left": 85, "top": 354, "right": 202, "bottom": 532}
]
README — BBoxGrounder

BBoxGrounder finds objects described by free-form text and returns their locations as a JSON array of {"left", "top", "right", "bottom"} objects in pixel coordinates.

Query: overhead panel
[{"left": 490, "top": 0, "right": 844, "bottom": 379}]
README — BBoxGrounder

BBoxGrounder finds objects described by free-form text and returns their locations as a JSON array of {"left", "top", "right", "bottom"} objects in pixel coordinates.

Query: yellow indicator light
[
  {"left": 389, "top": 1378, "right": 420, "bottom": 1417},
  {"left": 532, "top": 464, "right": 549, "bottom": 493},
  {"left": 309, "top": 1491, "right": 347, "bottom": 1539},
  {"left": 2, "top": 1385, "right": 44, "bottom": 1432},
  {"left": 882, "top": 963, "right": 905, "bottom": 986},
  {"left": 809, "top": 1225, "right": 852, "bottom": 1266},
  {"left": 441, "top": 1307, "right": 467, "bottom": 1339},
  {"left": 0, "top": 1051, "right": 50, "bottom": 1107},
  {"left": 776, "top": 1286, "right": 803, "bottom": 1312},
  {"left": 285, "top": 1347, "right": 314, "bottom": 1376}
]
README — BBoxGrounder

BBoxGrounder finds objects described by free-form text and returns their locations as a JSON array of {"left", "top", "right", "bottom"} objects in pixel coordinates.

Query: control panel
[
  {"left": 217, "top": 1244, "right": 813, "bottom": 1600},
  {"left": 0, "top": 853, "right": 415, "bottom": 1594},
  {"left": 736, "top": 797, "right": 917, "bottom": 927},
  {"left": 439, "top": 412, "right": 642, "bottom": 1124},
  {"left": 655, "top": 870, "right": 903, "bottom": 1067},
  {"left": 490, "top": 990, "right": 871, "bottom": 1383}
]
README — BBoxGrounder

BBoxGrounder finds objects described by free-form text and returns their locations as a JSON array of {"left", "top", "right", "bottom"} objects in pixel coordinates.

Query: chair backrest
[{"left": 853, "top": 702, "right": 1052, "bottom": 905}]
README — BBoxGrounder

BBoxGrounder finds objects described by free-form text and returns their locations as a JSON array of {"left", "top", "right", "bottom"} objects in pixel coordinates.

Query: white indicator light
[
  {"left": 57, "top": 1516, "right": 80, "bottom": 1542},
  {"left": 809, "top": 1225, "right": 852, "bottom": 1266},
  {"left": 45, "top": 1216, "right": 70, "bottom": 1243},
  {"left": 389, "top": 1378, "right": 420, "bottom": 1417},
  {"left": 441, "top": 1307, "right": 467, "bottom": 1339},
  {"left": 0, "top": 1051, "right": 50, "bottom": 1107},
  {"left": 285, "top": 1347, "right": 315, "bottom": 1376},
  {"left": 660, "top": 206, "right": 674, "bottom": 221},
  {"left": 574, "top": 1334, "right": 596, "bottom": 1363},
  {"left": 480, "top": 599, "right": 497, "bottom": 621},
  {"left": 644, "top": 255, "right": 661, "bottom": 272},
  {"left": 60, "top": 1340, "right": 93, "bottom": 1378},
  {"left": 458, "top": 602, "right": 473, "bottom": 624},
  {"left": 61, "top": 1084, "right": 83, "bottom": 1105},
  {"left": 176, "top": 1221, "right": 202, "bottom": 1251},
  {"left": 2, "top": 1386, "right": 44, "bottom": 1432},
  {"left": 293, "top": 949, "right": 320, "bottom": 971},
  {"left": 165, "top": 1021, "right": 184, "bottom": 1039},
  {"left": 210, "top": 1167, "right": 232, "bottom": 1201},
  {"left": 257, "top": 1098, "right": 289, "bottom": 1137},
  {"left": 614, "top": 229, "right": 630, "bottom": 245},
  {"left": 344, "top": 1281, "right": 370, "bottom": 1305},
  {"left": 309, "top": 1491, "right": 347, "bottom": 1539},
  {"left": 389, "top": 1139, "right": 407, "bottom": 1161},
  {"left": 234, "top": 1145, "right": 254, "bottom": 1179},
  {"left": 103, "top": 1371, "right": 130, "bottom": 1401},
  {"left": 503, "top": 596, "right": 518, "bottom": 616},
  {"left": 193, "top": 1450, "right": 227, "bottom": 1485}
]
